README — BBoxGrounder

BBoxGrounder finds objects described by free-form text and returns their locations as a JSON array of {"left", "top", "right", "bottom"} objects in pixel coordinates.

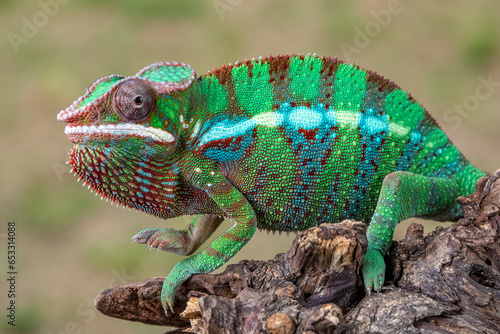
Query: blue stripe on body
[
  {"left": 396, "top": 130, "right": 423, "bottom": 171},
  {"left": 198, "top": 115, "right": 260, "bottom": 162},
  {"left": 198, "top": 103, "right": 332, "bottom": 166},
  {"left": 204, "top": 135, "right": 253, "bottom": 162},
  {"left": 287, "top": 106, "right": 323, "bottom": 129},
  {"left": 345, "top": 110, "right": 388, "bottom": 218},
  {"left": 197, "top": 116, "right": 256, "bottom": 146},
  {"left": 277, "top": 103, "right": 334, "bottom": 228}
]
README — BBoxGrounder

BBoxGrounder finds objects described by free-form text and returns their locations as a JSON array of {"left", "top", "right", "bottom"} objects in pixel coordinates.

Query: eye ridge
[{"left": 112, "top": 79, "right": 155, "bottom": 122}]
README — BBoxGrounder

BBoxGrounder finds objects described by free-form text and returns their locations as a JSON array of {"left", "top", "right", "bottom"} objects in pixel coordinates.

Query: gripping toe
[
  {"left": 132, "top": 227, "right": 188, "bottom": 254},
  {"left": 361, "top": 248, "right": 386, "bottom": 294},
  {"left": 131, "top": 228, "right": 160, "bottom": 244}
]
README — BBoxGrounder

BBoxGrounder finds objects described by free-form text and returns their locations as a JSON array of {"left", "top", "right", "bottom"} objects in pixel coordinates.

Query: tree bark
[{"left": 94, "top": 170, "right": 500, "bottom": 333}]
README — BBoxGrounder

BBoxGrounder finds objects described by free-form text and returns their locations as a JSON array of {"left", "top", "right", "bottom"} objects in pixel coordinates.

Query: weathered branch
[{"left": 94, "top": 170, "right": 500, "bottom": 333}]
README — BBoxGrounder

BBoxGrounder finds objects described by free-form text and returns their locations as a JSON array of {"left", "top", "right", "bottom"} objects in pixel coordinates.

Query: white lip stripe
[{"left": 64, "top": 124, "right": 174, "bottom": 142}]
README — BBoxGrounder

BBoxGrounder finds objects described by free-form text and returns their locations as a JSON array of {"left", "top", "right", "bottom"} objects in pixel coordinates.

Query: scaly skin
[{"left": 57, "top": 54, "right": 485, "bottom": 314}]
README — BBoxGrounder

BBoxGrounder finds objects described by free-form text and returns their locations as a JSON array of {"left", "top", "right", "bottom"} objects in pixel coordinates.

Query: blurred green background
[{"left": 1, "top": 0, "right": 499, "bottom": 333}]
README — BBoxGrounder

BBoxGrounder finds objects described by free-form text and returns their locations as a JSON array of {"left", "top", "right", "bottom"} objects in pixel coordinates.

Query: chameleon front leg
[
  {"left": 162, "top": 173, "right": 257, "bottom": 313},
  {"left": 131, "top": 214, "right": 224, "bottom": 255},
  {"left": 361, "top": 171, "right": 461, "bottom": 293}
]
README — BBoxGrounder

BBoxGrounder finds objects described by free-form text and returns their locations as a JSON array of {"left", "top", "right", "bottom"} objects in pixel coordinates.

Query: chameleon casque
[{"left": 57, "top": 54, "right": 485, "bottom": 314}]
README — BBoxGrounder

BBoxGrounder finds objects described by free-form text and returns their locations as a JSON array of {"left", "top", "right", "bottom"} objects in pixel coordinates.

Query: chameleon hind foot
[{"left": 361, "top": 248, "right": 386, "bottom": 294}]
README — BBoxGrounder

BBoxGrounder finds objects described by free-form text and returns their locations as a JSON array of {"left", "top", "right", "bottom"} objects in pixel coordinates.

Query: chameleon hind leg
[
  {"left": 361, "top": 171, "right": 461, "bottom": 293},
  {"left": 132, "top": 214, "right": 224, "bottom": 256}
]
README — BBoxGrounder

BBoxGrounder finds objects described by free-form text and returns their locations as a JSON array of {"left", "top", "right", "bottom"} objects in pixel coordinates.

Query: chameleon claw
[
  {"left": 166, "top": 296, "right": 175, "bottom": 314},
  {"left": 161, "top": 278, "right": 177, "bottom": 315},
  {"left": 158, "top": 240, "right": 169, "bottom": 252},
  {"left": 160, "top": 293, "right": 175, "bottom": 316},
  {"left": 131, "top": 228, "right": 159, "bottom": 244}
]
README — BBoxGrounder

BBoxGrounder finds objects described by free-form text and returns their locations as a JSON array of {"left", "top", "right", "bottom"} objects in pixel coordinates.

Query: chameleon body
[{"left": 57, "top": 54, "right": 485, "bottom": 313}]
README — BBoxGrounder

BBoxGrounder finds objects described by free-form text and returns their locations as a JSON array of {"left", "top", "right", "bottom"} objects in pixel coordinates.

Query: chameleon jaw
[{"left": 64, "top": 123, "right": 175, "bottom": 143}]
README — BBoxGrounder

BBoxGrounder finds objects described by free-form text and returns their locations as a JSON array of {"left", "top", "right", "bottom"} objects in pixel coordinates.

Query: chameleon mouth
[{"left": 64, "top": 124, "right": 175, "bottom": 143}]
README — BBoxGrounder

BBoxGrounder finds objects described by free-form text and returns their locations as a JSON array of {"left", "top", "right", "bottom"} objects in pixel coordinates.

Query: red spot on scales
[
  {"left": 325, "top": 194, "right": 335, "bottom": 205},
  {"left": 361, "top": 143, "right": 368, "bottom": 161},
  {"left": 370, "top": 160, "right": 379, "bottom": 173},
  {"left": 320, "top": 148, "right": 332, "bottom": 167},
  {"left": 298, "top": 128, "right": 318, "bottom": 142},
  {"left": 198, "top": 135, "right": 246, "bottom": 153}
]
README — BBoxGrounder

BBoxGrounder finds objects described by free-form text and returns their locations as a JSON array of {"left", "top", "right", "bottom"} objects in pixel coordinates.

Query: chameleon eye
[{"left": 113, "top": 79, "right": 155, "bottom": 122}]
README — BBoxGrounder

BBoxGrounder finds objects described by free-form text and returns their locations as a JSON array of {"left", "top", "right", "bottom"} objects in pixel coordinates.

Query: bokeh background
[{"left": 1, "top": 1, "right": 499, "bottom": 333}]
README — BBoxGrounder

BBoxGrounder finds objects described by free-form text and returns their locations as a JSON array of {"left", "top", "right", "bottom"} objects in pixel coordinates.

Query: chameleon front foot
[
  {"left": 131, "top": 228, "right": 187, "bottom": 254},
  {"left": 361, "top": 248, "right": 386, "bottom": 294}
]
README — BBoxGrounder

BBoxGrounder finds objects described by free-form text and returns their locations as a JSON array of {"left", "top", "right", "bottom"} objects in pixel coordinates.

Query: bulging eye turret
[{"left": 113, "top": 79, "right": 155, "bottom": 122}]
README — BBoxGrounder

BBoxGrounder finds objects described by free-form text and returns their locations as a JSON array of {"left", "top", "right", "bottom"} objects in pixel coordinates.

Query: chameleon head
[{"left": 57, "top": 62, "right": 196, "bottom": 217}]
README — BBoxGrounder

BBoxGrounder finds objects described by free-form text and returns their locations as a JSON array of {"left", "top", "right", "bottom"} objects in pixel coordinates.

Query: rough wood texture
[{"left": 94, "top": 170, "right": 500, "bottom": 333}]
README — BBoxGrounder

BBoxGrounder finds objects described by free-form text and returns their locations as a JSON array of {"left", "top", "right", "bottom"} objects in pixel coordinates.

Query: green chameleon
[{"left": 57, "top": 54, "right": 485, "bottom": 313}]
